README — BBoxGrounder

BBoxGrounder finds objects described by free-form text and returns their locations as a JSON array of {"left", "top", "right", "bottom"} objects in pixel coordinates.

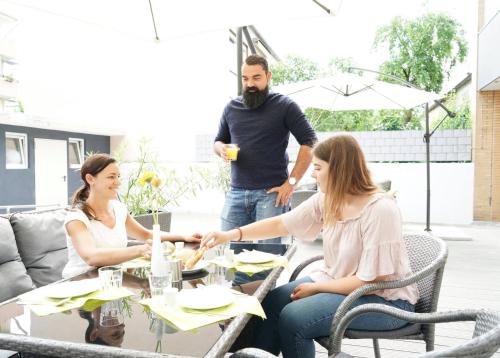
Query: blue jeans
[
  {"left": 221, "top": 188, "right": 289, "bottom": 241},
  {"left": 222, "top": 188, "right": 289, "bottom": 285},
  {"left": 254, "top": 277, "right": 415, "bottom": 358}
]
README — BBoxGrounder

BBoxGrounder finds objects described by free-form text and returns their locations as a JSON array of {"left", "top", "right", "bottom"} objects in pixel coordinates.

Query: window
[
  {"left": 5, "top": 132, "right": 28, "bottom": 169},
  {"left": 68, "top": 138, "right": 84, "bottom": 168}
]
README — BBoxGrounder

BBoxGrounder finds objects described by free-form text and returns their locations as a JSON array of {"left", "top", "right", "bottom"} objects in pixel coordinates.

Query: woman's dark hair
[
  {"left": 71, "top": 153, "right": 117, "bottom": 220},
  {"left": 78, "top": 310, "right": 110, "bottom": 346}
]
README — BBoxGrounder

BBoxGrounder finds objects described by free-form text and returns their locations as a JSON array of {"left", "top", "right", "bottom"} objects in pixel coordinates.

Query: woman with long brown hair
[
  {"left": 63, "top": 153, "right": 201, "bottom": 278},
  {"left": 201, "top": 135, "right": 418, "bottom": 358}
]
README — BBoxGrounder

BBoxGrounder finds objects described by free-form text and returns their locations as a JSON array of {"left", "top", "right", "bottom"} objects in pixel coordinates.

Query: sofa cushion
[
  {"left": 0, "top": 217, "right": 34, "bottom": 302},
  {"left": 10, "top": 209, "right": 68, "bottom": 287}
]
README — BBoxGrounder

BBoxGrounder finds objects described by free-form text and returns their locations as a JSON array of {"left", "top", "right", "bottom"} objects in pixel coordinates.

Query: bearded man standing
[{"left": 214, "top": 55, "right": 317, "bottom": 244}]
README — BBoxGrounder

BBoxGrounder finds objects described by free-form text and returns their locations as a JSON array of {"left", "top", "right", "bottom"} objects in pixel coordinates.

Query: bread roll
[
  {"left": 184, "top": 246, "right": 207, "bottom": 270},
  {"left": 173, "top": 248, "right": 196, "bottom": 267}
]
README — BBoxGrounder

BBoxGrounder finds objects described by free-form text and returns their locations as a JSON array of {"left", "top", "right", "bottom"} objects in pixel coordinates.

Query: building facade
[{"left": 474, "top": 0, "right": 500, "bottom": 221}]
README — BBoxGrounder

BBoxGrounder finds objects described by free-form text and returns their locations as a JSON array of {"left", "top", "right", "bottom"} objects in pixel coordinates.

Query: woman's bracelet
[{"left": 236, "top": 227, "right": 243, "bottom": 241}]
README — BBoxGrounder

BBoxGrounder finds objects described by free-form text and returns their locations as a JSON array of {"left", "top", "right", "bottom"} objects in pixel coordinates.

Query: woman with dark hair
[
  {"left": 79, "top": 308, "right": 125, "bottom": 347},
  {"left": 62, "top": 153, "right": 201, "bottom": 278},
  {"left": 201, "top": 135, "right": 418, "bottom": 358}
]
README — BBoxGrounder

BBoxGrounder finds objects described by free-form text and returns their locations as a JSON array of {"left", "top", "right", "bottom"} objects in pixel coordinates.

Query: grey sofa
[{"left": 0, "top": 209, "right": 68, "bottom": 302}]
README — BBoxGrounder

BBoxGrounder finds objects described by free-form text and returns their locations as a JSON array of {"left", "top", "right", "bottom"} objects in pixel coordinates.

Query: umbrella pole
[
  {"left": 348, "top": 66, "right": 457, "bottom": 232},
  {"left": 424, "top": 103, "right": 431, "bottom": 232}
]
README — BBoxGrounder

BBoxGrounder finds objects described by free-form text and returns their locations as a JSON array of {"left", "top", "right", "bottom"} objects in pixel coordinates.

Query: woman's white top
[{"left": 62, "top": 200, "right": 128, "bottom": 279}]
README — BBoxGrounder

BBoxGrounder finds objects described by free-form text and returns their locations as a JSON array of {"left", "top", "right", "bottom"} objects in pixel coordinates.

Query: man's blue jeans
[
  {"left": 221, "top": 188, "right": 288, "bottom": 241},
  {"left": 254, "top": 277, "right": 415, "bottom": 358},
  {"left": 221, "top": 188, "right": 289, "bottom": 285}
]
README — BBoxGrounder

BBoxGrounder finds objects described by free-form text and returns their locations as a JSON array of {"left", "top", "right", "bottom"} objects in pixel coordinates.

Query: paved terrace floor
[{"left": 171, "top": 213, "right": 500, "bottom": 357}]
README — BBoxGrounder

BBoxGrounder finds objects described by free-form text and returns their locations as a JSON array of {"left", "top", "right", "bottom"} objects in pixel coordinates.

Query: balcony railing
[{"left": 478, "top": 10, "right": 500, "bottom": 90}]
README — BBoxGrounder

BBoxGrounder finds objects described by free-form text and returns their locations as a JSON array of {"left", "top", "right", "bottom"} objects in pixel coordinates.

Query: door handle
[{"left": 62, "top": 175, "right": 67, "bottom": 182}]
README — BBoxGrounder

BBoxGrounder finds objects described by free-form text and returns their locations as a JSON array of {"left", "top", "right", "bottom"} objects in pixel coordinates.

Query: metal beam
[
  {"left": 236, "top": 27, "right": 243, "bottom": 95},
  {"left": 248, "top": 25, "right": 281, "bottom": 62},
  {"left": 242, "top": 26, "right": 257, "bottom": 54}
]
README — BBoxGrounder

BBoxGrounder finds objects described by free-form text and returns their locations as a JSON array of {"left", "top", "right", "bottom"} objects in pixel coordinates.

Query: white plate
[
  {"left": 182, "top": 259, "right": 209, "bottom": 274},
  {"left": 178, "top": 286, "right": 234, "bottom": 310},
  {"left": 235, "top": 250, "right": 277, "bottom": 264},
  {"left": 44, "top": 279, "right": 101, "bottom": 298}
]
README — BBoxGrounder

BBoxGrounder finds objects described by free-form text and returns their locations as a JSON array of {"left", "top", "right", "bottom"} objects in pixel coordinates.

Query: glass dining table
[{"left": 0, "top": 242, "right": 296, "bottom": 358}]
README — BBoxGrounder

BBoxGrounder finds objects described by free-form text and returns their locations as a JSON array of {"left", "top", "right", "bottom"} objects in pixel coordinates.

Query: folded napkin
[
  {"left": 18, "top": 283, "right": 134, "bottom": 316},
  {"left": 140, "top": 289, "right": 266, "bottom": 331},
  {"left": 210, "top": 255, "right": 288, "bottom": 275}
]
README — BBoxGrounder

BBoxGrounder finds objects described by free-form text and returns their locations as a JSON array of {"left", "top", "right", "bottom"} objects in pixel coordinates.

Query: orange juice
[{"left": 226, "top": 145, "right": 239, "bottom": 161}]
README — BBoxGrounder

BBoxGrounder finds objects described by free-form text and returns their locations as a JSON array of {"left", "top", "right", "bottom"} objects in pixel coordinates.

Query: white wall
[
  {"left": 168, "top": 162, "right": 474, "bottom": 226},
  {"left": 368, "top": 162, "right": 474, "bottom": 225}
]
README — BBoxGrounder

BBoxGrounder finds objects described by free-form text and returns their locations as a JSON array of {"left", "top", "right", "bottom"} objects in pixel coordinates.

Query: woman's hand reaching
[
  {"left": 183, "top": 233, "right": 202, "bottom": 243},
  {"left": 201, "top": 231, "right": 234, "bottom": 248},
  {"left": 290, "top": 282, "right": 318, "bottom": 300},
  {"left": 139, "top": 239, "right": 152, "bottom": 259}
]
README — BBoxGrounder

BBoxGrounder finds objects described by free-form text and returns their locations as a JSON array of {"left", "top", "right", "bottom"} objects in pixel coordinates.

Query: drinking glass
[{"left": 98, "top": 266, "right": 123, "bottom": 290}]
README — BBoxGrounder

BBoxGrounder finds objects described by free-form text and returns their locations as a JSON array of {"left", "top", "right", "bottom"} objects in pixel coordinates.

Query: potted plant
[{"left": 115, "top": 138, "right": 204, "bottom": 231}]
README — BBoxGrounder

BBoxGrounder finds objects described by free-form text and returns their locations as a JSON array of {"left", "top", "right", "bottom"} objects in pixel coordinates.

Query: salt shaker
[{"left": 169, "top": 259, "right": 183, "bottom": 283}]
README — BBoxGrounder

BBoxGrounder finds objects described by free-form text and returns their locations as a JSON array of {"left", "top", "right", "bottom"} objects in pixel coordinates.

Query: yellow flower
[
  {"left": 138, "top": 171, "right": 155, "bottom": 186},
  {"left": 151, "top": 177, "right": 162, "bottom": 188}
]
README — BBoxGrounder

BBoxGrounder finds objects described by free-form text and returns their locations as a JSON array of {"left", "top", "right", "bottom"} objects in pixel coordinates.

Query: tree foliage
[
  {"left": 374, "top": 13, "right": 468, "bottom": 93},
  {"left": 305, "top": 108, "right": 423, "bottom": 132},
  {"left": 270, "top": 55, "right": 320, "bottom": 85},
  {"left": 431, "top": 91, "right": 471, "bottom": 129}
]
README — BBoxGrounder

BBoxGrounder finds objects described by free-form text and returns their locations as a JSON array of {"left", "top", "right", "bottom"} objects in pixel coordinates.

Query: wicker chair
[
  {"left": 290, "top": 189, "right": 317, "bottom": 209},
  {"left": 332, "top": 307, "right": 500, "bottom": 357},
  {"left": 288, "top": 233, "right": 448, "bottom": 358}
]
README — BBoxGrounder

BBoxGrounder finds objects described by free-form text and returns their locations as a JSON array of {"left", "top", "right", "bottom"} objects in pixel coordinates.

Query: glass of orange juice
[{"left": 225, "top": 144, "right": 239, "bottom": 161}]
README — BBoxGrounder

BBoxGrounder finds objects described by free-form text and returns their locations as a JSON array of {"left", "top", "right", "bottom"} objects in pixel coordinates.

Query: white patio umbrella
[
  {"left": 273, "top": 73, "right": 438, "bottom": 111},
  {"left": 275, "top": 72, "right": 442, "bottom": 232}
]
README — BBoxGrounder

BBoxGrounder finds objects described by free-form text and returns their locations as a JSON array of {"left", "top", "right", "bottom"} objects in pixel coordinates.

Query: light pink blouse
[{"left": 281, "top": 192, "right": 419, "bottom": 304}]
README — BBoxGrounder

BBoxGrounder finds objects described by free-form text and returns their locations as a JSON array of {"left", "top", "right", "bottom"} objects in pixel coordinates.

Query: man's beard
[{"left": 243, "top": 85, "right": 269, "bottom": 109}]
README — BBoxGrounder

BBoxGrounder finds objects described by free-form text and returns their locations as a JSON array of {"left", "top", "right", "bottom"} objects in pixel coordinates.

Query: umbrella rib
[
  {"left": 370, "top": 86, "right": 407, "bottom": 109},
  {"left": 285, "top": 85, "right": 316, "bottom": 96},
  {"left": 320, "top": 84, "right": 345, "bottom": 96},
  {"left": 344, "top": 86, "right": 373, "bottom": 96}
]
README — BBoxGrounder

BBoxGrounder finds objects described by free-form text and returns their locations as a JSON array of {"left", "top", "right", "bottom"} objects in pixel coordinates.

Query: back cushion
[
  {"left": 10, "top": 209, "right": 68, "bottom": 287},
  {"left": 0, "top": 217, "right": 34, "bottom": 301}
]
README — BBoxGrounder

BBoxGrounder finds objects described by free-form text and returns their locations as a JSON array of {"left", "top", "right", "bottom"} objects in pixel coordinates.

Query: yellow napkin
[
  {"left": 210, "top": 256, "right": 288, "bottom": 275},
  {"left": 140, "top": 291, "right": 266, "bottom": 331},
  {"left": 121, "top": 257, "right": 151, "bottom": 269},
  {"left": 18, "top": 286, "right": 134, "bottom": 316}
]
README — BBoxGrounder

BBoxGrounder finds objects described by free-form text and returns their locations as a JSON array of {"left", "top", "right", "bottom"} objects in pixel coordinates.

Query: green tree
[
  {"left": 325, "top": 56, "right": 362, "bottom": 76},
  {"left": 431, "top": 91, "right": 471, "bottom": 129},
  {"left": 270, "top": 55, "right": 320, "bottom": 85},
  {"left": 374, "top": 13, "right": 468, "bottom": 93}
]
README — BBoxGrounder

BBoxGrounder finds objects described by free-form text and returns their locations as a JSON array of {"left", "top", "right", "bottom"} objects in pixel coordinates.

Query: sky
[
  {"left": 256, "top": 0, "right": 476, "bottom": 92},
  {"left": 0, "top": 0, "right": 479, "bottom": 155}
]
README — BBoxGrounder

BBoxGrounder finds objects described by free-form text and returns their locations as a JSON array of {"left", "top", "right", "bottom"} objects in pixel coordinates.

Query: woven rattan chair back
[{"left": 404, "top": 233, "right": 446, "bottom": 314}]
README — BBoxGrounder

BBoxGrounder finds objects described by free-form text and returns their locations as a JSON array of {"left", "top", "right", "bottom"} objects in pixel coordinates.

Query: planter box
[{"left": 133, "top": 211, "right": 171, "bottom": 232}]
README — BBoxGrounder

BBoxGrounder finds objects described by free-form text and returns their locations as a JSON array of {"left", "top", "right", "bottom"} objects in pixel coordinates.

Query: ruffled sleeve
[
  {"left": 281, "top": 192, "right": 323, "bottom": 242},
  {"left": 356, "top": 197, "right": 404, "bottom": 281}
]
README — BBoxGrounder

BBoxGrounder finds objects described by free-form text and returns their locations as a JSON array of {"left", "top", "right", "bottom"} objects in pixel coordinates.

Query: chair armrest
[
  {"left": 289, "top": 255, "right": 324, "bottom": 282},
  {"left": 330, "top": 305, "right": 479, "bottom": 354},
  {"left": 327, "top": 242, "right": 448, "bottom": 354}
]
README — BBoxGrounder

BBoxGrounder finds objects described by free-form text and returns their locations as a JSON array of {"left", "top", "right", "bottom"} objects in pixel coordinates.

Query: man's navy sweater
[{"left": 215, "top": 92, "right": 317, "bottom": 190}]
